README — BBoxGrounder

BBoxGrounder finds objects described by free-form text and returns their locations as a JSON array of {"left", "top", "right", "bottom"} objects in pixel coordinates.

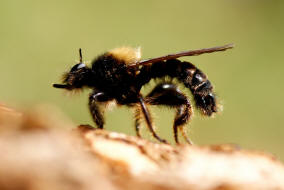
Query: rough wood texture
[{"left": 0, "top": 104, "right": 284, "bottom": 190}]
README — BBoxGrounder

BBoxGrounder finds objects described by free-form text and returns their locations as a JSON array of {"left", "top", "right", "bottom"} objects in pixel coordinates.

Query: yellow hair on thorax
[{"left": 108, "top": 47, "right": 141, "bottom": 65}]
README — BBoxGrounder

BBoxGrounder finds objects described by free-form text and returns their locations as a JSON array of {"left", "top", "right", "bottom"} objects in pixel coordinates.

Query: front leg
[{"left": 89, "top": 91, "right": 112, "bottom": 129}]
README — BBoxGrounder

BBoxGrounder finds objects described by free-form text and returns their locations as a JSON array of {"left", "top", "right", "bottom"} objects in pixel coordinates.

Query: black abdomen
[{"left": 138, "top": 59, "right": 217, "bottom": 116}]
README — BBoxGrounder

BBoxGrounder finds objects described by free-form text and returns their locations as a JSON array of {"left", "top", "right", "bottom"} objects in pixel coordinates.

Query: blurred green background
[{"left": 1, "top": 1, "right": 283, "bottom": 160}]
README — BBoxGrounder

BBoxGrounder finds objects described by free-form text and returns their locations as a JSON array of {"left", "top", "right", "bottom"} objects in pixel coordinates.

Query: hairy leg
[
  {"left": 146, "top": 83, "right": 193, "bottom": 144},
  {"left": 138, "top": 96, "right": 168, "bottom": 144},
  {"left": 134, "top": 106, "right": 142, "bottom": 137},
  {"left": 89, "top": 91, "right": 112, "bottom": 129}
]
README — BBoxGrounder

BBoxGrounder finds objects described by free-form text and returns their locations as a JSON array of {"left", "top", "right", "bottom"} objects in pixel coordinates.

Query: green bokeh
[{"left": 1, "top": 1, "right": 283, "bottom": 160}]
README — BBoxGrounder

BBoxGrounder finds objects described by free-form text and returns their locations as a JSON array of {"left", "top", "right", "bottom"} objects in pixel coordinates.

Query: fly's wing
[{"left": 130, "top": 44, "right": 234, "bottom": 67}]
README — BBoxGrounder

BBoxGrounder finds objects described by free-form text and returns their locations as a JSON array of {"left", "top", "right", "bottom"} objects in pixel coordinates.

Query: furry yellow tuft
[{"left": 108, "top": 47, "right": 141, "bottom": 65}]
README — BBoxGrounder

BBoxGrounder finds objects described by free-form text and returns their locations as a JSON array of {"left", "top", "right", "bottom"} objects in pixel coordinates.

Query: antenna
[{"left": 79, "top": 48, "right": 83, "bottom": 63}]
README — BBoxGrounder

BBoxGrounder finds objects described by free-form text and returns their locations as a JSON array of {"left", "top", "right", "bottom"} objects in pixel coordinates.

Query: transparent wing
[{"left": 130, "top": 44, "right": 234, "bottom": 67}]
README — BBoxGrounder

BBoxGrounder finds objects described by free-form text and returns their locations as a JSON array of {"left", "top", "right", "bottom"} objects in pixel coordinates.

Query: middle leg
[
  {"left": 138, "top": 95, "right": 168, "bottom": 144},
  {"left": 134, "top": 106, "right": 142, "bottom": 137}
]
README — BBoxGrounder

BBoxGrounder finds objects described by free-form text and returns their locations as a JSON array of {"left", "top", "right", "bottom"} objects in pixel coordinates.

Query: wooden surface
[{"left": 0, "top": 104, "right": 284, "bottom": 190}]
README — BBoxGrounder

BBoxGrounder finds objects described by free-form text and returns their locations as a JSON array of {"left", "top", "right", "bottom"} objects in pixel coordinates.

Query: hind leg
[
  {"left": 173, "top": 103, "right": 193, "bottom": 144},
  {"left": 146, "top": 83, "right": 193, "bottom": 144}
]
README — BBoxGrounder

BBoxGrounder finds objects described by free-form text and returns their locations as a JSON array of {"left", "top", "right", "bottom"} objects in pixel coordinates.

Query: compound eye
[{"left": 70, "top": 63, "right": 86, "bottom": 72}]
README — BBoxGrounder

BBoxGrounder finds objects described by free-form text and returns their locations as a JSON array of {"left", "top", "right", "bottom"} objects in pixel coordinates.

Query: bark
[{"left": 0, "top": 104, "right": 283, "bottom": 190}]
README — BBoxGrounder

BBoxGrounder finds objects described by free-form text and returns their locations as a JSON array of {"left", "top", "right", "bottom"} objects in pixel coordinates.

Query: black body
[{"left": 53, "top": 45, "right": 233, "bottom": 144}]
